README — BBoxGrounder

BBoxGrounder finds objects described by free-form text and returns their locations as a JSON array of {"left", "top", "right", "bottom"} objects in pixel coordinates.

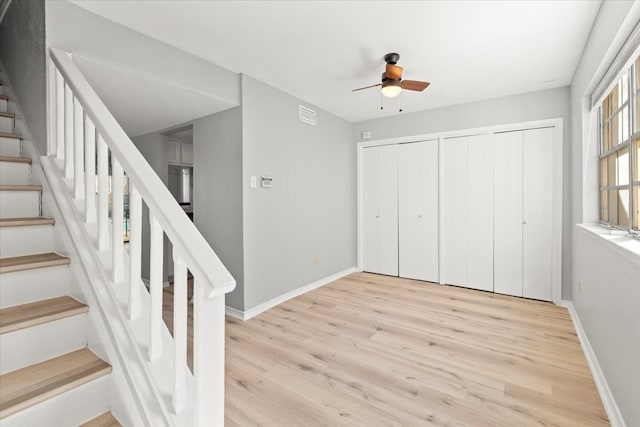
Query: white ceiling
[
  {"left": 69, "top": 0, "right": 601, "bottom": 123},
  {"left": 73, "top": 55, "right": 235, "bottom": 137}
]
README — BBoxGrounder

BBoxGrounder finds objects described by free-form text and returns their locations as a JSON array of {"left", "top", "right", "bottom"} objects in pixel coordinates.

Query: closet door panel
[
  {"left": 399, "top": 140, "right": 439, "bottom": 282},
  {"left": 494, "top": 131, "right": 523, "bottom": 297},
  {"left": 443, "top": 137, "right": 468, "bottom": 286},
  {"left": 362, "top": 147, "right": 380, "bottom": 273},
  {"left": 378, "top": 144, "right": 399, "bottom": 276},
  {"left": 467, "top": 134, "right": 494, "bottom": 292},
  {"left": 523, "top": 127, "right": 553, "bottom": 301}
]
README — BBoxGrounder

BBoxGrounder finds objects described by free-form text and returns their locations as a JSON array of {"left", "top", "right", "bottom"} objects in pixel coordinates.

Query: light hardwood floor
[{"left": 163, "top": 272, "right": 608, "bottom": 426}]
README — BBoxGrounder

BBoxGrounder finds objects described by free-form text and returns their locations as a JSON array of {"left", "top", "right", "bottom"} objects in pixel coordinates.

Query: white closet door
[
  {"left": 467, "top": 134, "right": 494, "bottom": 292},
  {"left": 378, "top": 145, "right": 399, "bottom": 276},
  {"left": 494, "top": 131, "right": 523, "bottom": 297},
  {"left": 362, "top": 147, "right": 381, "bottom": 273},
  {"left": 443, "top": 137, "right": 468, "bottom": 286},
  {"left": 523, "top": 127, "right": 553, "bottom": 301},
  {"left": 399, "top": 140, "right": 439, "bottom": 282}
]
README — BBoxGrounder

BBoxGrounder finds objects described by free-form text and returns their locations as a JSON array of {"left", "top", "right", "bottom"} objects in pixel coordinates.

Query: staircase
[{"left": 0, "top": 79, "right": 122, "bottom": 425}]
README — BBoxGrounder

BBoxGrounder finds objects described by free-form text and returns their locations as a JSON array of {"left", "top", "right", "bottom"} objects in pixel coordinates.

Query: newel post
[{"left": 193, "top": 280, "right": 226, "bottom": 427}]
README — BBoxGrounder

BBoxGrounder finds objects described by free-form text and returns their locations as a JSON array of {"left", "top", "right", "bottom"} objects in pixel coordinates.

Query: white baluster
[
  {"left": 64, "top": 83, "right": 73, "bottom": 178},
  {"left": 148, "top": 214, "right": 164, "bottom": 362},
  {"left": 55, "top": 69, "right": 64, "bottom": 160},
  {"left": 128, "top": 184, "right": 142, "bottom": 319},
  {"left": 97, "top": 136, "right": 109, "bottom": 251},
  {"left": 111, "top": 158, "right": 124, "bottom": 283},
  {"left": 172, "top": 249, "right": 188, "bottom": 413},
  {"left": 194, "top": 282, "right": 225, "bottom": 427},
  {"left": 84, "top": 116, "right": 97, "bottom": 223},
  {"left": 73, "top": 98, "right": 85, "bottom": 200}
]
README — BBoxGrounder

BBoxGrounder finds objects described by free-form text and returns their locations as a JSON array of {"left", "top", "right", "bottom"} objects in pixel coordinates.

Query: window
[{"left": 599, "top": 54, "right": 640, "bottom": 233}]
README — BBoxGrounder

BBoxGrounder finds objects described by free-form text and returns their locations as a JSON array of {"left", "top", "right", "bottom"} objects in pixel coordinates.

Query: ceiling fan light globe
[{"left": 381, "top": 84, "right": 402, "bottom": 98}]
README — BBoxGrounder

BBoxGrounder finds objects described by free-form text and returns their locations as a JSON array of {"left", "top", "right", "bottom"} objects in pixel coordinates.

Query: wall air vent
[{"left": 299, "top": 105, "right": 317, "bottom": 126}]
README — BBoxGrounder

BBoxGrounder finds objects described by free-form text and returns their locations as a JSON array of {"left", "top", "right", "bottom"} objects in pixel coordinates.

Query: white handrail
[
  {"left": 47, "top": 47, "right": 235, "bottom": 426},
  {"left": 49, "top": 48, "right": 235, "bottom": 298}
]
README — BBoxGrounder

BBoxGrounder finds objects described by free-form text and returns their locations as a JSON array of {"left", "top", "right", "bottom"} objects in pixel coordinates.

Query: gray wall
[
  {"left": 569, "top": 1, "right": 640, "bottom": 425},
  {"left": 241, "top": 74, "right": 356, "bottom": 310},
  {"left": 0, "top": 0, "right": 47, "bottom": 155},
  {"left": 354, "top": 87, "right": 573, "bottom": 298},
  {"left": 193, "top": 107, "right": 244, "bottom": 310},
  {"left": 132, "top": 131, "right": 170, "bottom": 282}
]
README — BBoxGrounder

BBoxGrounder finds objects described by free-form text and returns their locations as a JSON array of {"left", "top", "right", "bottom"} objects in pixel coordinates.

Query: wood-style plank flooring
[{"left": 163, "top": 272, "right": 608, "bottom": 426}]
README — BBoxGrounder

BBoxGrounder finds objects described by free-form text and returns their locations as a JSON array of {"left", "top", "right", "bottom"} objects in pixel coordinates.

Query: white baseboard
[
  {"left": 225, "top": 306, "right": 244, "bottom": 320},
  {"left": 225, "top": 267, "right": 358, "bottom": 321},
  {"left": 561, "top": 300, "right": 626, "bottom": 427}
]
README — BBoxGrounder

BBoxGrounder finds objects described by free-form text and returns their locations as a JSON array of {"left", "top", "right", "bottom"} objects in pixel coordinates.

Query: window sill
[{"left": 576, "top": 223, "right": 640, "bottom": 267}]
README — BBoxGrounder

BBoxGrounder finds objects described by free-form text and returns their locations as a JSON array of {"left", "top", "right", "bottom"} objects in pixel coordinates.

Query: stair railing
[{"left": 46, "top": 47, "right": 235, "bottom": 426}]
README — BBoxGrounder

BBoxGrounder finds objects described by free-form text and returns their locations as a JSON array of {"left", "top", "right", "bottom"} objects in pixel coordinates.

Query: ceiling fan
[{"left": 352, "top": 53, "right": 430, "bottom": 98}]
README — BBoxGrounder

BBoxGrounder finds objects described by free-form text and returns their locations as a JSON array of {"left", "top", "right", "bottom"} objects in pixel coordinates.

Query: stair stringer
[
  {"left": 2, "top": 64, "right": 196, "bottom": 427},
  {"left": 0, "top": 69, "right": 130, "bottom": 425},
  {"left": 0, "top": 69, "right": 165, "bottom": 427},
  {"left": 38, "top": 153, "right": 187, "bottom": 427}
]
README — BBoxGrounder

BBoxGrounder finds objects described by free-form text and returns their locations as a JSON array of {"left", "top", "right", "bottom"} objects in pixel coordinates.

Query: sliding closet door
[
  {"left": 494, "top": 131, "right": 523, "bottom": 297},
  {"left": 399, "top": 140, "right": 439, "bottom": 282},
  {"left": 362, "top": 145, "right": 398, "bottom": 276},
  {"left": 378, "top": 145, "right": 399, "bottom": 276},
  {"left": 467, "top": 134, "right": 494, "bottom": 292},
  {"left": 443, "top": 137, "right": 468, "bottom": 286},
  {"left": 523, "top": 127, "right": 553, "bottom": 300},
  {"left": 362, "top": 147, "right": 381, "bottom": 273}
]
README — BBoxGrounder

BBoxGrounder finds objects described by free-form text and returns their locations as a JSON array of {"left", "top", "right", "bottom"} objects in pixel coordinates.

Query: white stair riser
[
  {"left": 0, "top": 190, "right": 40, "bottom": 218},
  {"left": 0, "top": 99, "right": 7, "bottom": 113},
  {"left": 0, "top": 137, "right": 20, "bottom": 156},
  {"left": 0, "top": 115, "right": 13, "bottom": 133},
  {"left": 0, "top": 161, "right": 30, "bottom": 185},
  {"left": 0, "top": 314, "right": 88, "bottom": 375},
  {"left": 0, "top": 224, "right": 53, "bottom": 258},
  {"left": 0, "top": 375, "right": 110, "bottom": 427},
  {"left": 0, "top": 265, "right": 69, "bottom": 308}
]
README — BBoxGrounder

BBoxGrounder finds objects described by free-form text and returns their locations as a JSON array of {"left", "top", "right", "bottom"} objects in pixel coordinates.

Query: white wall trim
[
  {"left": 560, "top": 300, "right": 627, "bottom": 427},
  {"left": 356, "top": 117, "right": 563, "bottom": 303},
  {"left": 356, "top": 118, "right": 564, "bottom": 148},
  {"left": 576, "top": 224, "right": 640, "bottom": 267},
  {"left": 224, "top": 306, "right": 244, "bottom": 321},
  {"left": 226, "top": 267, "right": 357, "bottom": 321}
]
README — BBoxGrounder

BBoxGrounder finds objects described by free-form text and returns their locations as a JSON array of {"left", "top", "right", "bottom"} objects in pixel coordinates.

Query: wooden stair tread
[
  {"left": 0, "top": 296, "right": 88, "bottom": 334},
  {"left": 0, "top": 252, "right": 70, "bottom": 274},
  {"left": 0, "top": 348, "right": 111, "bottom": 419},
  {"left": 0, "top": 132, "right": 22, "bottom": 139},
  {"left": 0, "top": 217, "right": 54, "bottom": 227},
  {"left": 0, "top": 155, "right": 31, "bottom": 164},
  {"left": 0, "top": 112, "right": 15, "bottom": 119},
  {"left": 80, "top": 412, "right": 122, "bottom": 427},
  {"left": 0, "top": 184, "right": 42, "bottom": 191}
]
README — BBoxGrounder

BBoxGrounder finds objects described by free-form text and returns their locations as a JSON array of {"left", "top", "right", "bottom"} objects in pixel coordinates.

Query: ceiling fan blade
[
  {"left": 385, "top": 64, "right": 403, "bottom": 80},
  {"left": 352, "top": 83, "right": 382, "bottom": 92},
  {"left": 401, "top": 80, "right": 430, "bottom": 91}
]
